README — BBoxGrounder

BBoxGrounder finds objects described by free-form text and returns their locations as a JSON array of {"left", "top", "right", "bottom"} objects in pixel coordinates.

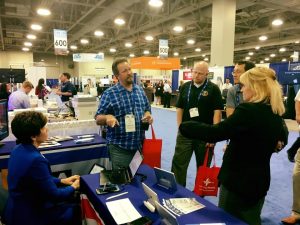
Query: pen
[{"left": 106, "top": 191, "right": 128, "bottom": 200}]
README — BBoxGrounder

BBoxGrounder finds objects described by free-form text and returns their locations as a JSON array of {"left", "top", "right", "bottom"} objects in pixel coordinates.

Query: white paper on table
[{"left": 106, "top": 198, "right": 142, "bottom": 224}]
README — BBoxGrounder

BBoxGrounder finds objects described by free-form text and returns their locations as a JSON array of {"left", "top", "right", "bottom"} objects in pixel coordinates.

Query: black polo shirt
[
  {"left": 176, "top": 80, "right": 223, "bottom": 124},
  {"left": 61, "top": 81, "right": 77, "bottom": 102}
]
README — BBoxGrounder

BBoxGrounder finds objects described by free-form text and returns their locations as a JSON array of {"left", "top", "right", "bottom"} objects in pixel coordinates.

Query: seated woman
[
  {"left": 179, "top": 67, "right": 288, "bottom": 225},
  {"left": 3, "top": 111, "right": 81, "bottom": 225}
]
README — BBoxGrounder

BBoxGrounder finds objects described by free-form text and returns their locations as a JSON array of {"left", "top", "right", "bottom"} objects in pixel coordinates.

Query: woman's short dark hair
[{"left": 11, "top": 111, "right": 47, "bottom": 144}]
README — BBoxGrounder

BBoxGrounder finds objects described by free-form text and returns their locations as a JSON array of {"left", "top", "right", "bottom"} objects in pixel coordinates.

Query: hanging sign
[
  {"left": 159, "top": 39, "right": 169, "bottom": 58},
  {"left": 53, "top": 29, "right": 68, "bottom": 55},
  {"left": 73, "top": 53, "right": 104, "bottom": 62}
]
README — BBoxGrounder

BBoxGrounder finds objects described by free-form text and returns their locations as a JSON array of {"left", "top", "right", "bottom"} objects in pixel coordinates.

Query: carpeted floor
[{"left": 147, "top": 106, "right": 295, "bottom": 225}]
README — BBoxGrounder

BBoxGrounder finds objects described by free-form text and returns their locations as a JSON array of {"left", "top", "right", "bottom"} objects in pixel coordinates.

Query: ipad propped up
[{"left": 154, "top": 167, "right": 177, "bottom": 191}]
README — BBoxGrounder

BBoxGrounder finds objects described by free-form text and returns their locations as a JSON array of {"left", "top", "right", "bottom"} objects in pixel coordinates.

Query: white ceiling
[{"left": 1, "top": 0, "right": 300, "bottom": 66}]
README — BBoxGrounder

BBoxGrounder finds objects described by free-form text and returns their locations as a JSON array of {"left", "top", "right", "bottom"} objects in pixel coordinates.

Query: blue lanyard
[
  {"left": 235, "top": 85, "right": 241, "bottom": 105},
  {"left": 187, "top": 79, "right": 208, "bottom": 105}
]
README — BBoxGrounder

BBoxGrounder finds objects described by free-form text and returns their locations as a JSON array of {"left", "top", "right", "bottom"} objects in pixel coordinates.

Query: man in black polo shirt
[
  {"left": 56, "top": 72, "right": 77, "bottom": 102},
  {"left": 171, "top": 61, "right": 223, "bottom": 187}
]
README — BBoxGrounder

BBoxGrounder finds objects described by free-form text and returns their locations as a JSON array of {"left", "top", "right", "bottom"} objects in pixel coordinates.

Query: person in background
[
  {"left": 226, "top": 61, "right": 255, "bottom": 117},
  {"left": 8, "top": 80, "right": 33, "bottom": 110},
  {"left": 3, "top": 111, "right": 81, "bottom": 225},
  {"left": 35, "top": 78, "right": 49, "bottom": 100},
  {"left": 154, "top": 80, "right": 164, "bottom": 105},
  {"left": 56, "top": 72, "right": 77, "bottom": 102},
  {"left": 144, "top": 81, "right": 154, "bottom": 104},
  {"left": 171, "top": 61, "right": 223, "bottom": 187},
  {"left": 95, "top": 58, "right": 153, "bottom": 169},
  {"left": 0, "top": 82, "right": 11, "bottom": 100},
  {"left": 281, "top": 89, "right": 300, "bottom": 225},
  {"left": 163, "top": 80, "right": 172, "bottom": 108},
  {"left": 221, "top": 78, "right": 233, "bottom": 99},
  {"left": 179, "top": 67, "right": 288, "bottom": 225}
]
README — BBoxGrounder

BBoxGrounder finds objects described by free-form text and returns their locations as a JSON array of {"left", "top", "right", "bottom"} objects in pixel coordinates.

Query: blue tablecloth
[
  {"left": 80, "top": 165, "right": 247, "bottom": 225},
  {"left": 0, "top": 134, "right": 109, "bottom": 173}
]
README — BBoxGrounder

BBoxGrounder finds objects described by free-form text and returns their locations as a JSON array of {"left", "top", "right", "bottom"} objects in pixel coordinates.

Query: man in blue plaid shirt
[{"left": 95, "top": 58, "right": 153, "bottom": 169}]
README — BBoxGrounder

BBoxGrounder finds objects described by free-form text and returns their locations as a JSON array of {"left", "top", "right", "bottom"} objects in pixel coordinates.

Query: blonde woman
[{"left": 179, "top": 67, "right": 288, "bottom": 225}]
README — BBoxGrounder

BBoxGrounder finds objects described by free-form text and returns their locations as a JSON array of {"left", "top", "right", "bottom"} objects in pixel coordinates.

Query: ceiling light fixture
[
  {"left": 70, "top": 45, "right": 77, "bottom": 50},
  {"left": 183, "top": 57, "right": 187, "bottom": 60},
  {"left": 24, "top": 42, "right": 32, "bottom": 47},
  {"left": 255, "top": 46, "right": 260, "bottom": 50},
  {"left": 22, "top": 47, "right": 29, "bottom": 51},
  {"left": 125, "top": 43, "right": 132, "bottom": 47},
  {"left": 282, "top": 58, "right": 287, "bottom": 62},
  {"left": 94, "top": 30, "right": 104, "bottom": 36},
  {"left": 265, "top": 57, "right": 270, "bottom": 61},
  {"left": 195, "top": 48, "right": 201, "bottom": 52},
  {"left": 173, "top": 26, "right": 183, "bottom": 32},
  {"left": 31, "top": 24, "right": 42, "bottom": 31},
  {"left": 145, "top": 35, "right": 154, "bottom": 41},
  {"left": 260, "top": 60, "right": 265, "bottom": 64},
  {"left": 187, "top": 39, "right": 195, "bottom": 45},
  {"left": 245, "top": 56, "right": 251, "bottom": 60},
  {"left": 204, "top": 57, "right": 209, "bottom": 61},
  {"left": 148, "top": 0, "right": 163, "bottom": 7},
  {"left": 248, "top": 52, "right": 254, "bottom": 56},
  {"left": 110, "top": 48, "right": 116, "bottom": 53},
  {"left": 279, "top": 47, "right": 286, "bottom": 52},
  {"left": 270, "top": 53, "right": 276, "bottom": 57},
  {"left": 295, "top": 41, "right": 300, "bottom": 44},
  {"left": 37, "top": 8, "right": 51, "bottom": 16},
  {"left": 259, "top": 35, "right": 268, "bottom": 41},
  {"left": 144, "top": 50, "right": 150, "bottom": 55},
  {"left": 129, "top": 53, "right": 135, "bottom": 57},
  {"left": 202, "top": 54, "right": 206, "bottom": 57},
  {"left": 80, "top": 39, "right": 89, "bottom": 44},
  {"left": 174, "top": 52, "right": 179, "bottom": 56},
  {"left": 114, "top": 18, "right": 125, "bottom": 25},
  {"left": 26, "top": 34, "right": 36, "bottom": 40},
  {"left": 272, "top": 19, "right": 283, "bottom": 26}
]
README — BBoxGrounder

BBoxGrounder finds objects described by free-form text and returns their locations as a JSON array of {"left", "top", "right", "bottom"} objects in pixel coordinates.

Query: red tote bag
[
  {"left": 142, "top": 125, "right": 162, "bottom": 168},
  {"left": 194, "top": 147, "right": 220, "bottom": 196}
]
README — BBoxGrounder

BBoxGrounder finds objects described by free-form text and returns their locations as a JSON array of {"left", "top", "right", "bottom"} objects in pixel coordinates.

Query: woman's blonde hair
[{"left": 239, "top": 67, "right": 285, "bottom": 116}]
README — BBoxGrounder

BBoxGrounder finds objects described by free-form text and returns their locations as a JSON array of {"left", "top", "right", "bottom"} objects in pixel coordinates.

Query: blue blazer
[{"left": 4, "top": 143, "right": 76, "bottom": 225}]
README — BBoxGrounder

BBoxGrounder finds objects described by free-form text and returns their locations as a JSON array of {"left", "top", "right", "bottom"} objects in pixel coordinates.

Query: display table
[
  {"left": 80, "top": 165, "right": 247, "bottom": 225},
  {"left": 0, "top": 134, "right": 109, "bottom": 173},
  {"left": 4, "top": 119, "right": 100, "bottom": 141}
]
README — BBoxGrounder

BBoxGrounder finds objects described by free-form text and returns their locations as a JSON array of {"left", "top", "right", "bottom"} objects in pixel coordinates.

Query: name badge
[
  {"left": 189, "top": 108, "right": 199, "bottom": 118},
  {"left": 125, "top": 114, "right": 136, "bottom": 132}
]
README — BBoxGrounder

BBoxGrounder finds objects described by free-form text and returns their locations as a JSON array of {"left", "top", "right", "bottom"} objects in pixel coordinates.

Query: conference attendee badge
[
  {"left": 125, "top": 114, "right": 136, "bottom": 132},
  {"left": 189, "top": 108, "right": 199, "bottom": 118},
  {"left": 202, "top": 91, "right": 208, "bottom": 96}
]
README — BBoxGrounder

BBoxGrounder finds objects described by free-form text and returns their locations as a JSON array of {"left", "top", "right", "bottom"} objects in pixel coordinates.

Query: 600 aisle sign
[
  {"left": 54, "top": 39, "right": 67, "bottom": 48},
  {"left": 53, "top": 29, "right": 68, "bottom": 55}
]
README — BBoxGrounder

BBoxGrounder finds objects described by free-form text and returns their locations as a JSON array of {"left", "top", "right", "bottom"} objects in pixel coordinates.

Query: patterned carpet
[{"left": 148, "top": 106, "right": 295, "bottom": 225}]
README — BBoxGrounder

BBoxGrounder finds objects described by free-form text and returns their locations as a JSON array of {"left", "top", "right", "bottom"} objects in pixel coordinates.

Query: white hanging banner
[
  {"left": 159, "top": 39, "right": 169, "bottom": 58},
  {"left": 73, "top": 53, "right": 104, "bottom": 62},
  {"left": 53, "top": 29, "right": 68, "bottom": 55},
  {"left": 293, "top": 51, "right": 299, "bottom": 62}
]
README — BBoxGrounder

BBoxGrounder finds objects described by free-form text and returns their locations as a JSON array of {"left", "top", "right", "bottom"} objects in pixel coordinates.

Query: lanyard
[
  {"left": 235, "top": 84, "right": 241, "bottom": 105},
  {"left": 187, "top": 79, "right": 208, "bottom": 105},
  {"left": 121, "top": 87, "right": 136, "bottom": 115}
]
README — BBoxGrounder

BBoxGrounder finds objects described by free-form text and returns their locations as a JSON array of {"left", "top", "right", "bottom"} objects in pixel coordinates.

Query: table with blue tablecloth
[
  {"left": 80, "top": 165, "right": 247, "bottom": 225},
  {"left": 0, "top": 134, "right": 109, "bottom": 173}
]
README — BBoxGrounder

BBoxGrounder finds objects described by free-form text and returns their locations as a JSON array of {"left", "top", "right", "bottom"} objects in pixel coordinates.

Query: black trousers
[{"left": 164, "top": 93, "right": 171, "bottom": 108}]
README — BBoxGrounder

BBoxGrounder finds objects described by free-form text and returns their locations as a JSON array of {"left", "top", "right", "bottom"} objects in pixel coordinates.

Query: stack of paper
[
  {"left": 38, "top": 141, "right": 61, "bottom": 148},
  {"left": 163, "top": 198, "right": 205, "bottom": 216}
]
